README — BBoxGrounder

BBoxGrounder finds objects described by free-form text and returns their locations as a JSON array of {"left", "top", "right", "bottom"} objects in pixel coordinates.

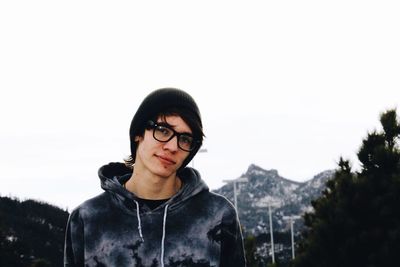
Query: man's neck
[{"left": 125, "top": 169, "right": 181, "bottom": 200}]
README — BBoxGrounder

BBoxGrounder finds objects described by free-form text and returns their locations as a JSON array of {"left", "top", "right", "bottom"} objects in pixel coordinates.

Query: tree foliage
[
  {"left": 0, "top": 196, "right": 69, "bottom": 267},
  {"left": 244, "top": 234, "right": 258, "bottom": 267},
  {"left": 292, "top": 109, "right": 400, "bottom": 267}
]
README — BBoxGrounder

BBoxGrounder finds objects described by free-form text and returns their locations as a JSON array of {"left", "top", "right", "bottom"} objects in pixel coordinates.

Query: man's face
[{"left": 134, "top": 115, "right": 192, "bottom": 178}]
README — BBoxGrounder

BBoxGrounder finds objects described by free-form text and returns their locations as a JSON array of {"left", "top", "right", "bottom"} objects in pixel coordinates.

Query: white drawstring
[
  {"left": 133, "top": 200, "right": 169, "bottom": 266},
  {"left": 134, "top": 200, "right": 144, "bottom": 242},
  {"left": 160, "top": 204, "right": 169, "bottom": 267}
]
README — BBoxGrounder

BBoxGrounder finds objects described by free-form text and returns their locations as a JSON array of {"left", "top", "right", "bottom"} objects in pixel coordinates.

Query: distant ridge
[{"left": 213, "top": 164, "right": 334, "bottom": 234}]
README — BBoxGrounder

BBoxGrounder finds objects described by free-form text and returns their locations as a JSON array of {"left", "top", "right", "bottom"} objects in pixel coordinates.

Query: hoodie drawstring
[
  {"left": 160, "top": 204, "right": 169, "bottom": 267},
  {"left": 134, "top": 200, "right": 144, "bottom": 242},
  {"left": 133, "top": 200, "right": 169, "bottom": 267}
]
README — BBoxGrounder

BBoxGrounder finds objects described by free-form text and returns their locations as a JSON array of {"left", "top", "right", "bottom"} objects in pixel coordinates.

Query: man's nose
[{"left": 163, "top": 135, "right": 179, "bottom": 152}]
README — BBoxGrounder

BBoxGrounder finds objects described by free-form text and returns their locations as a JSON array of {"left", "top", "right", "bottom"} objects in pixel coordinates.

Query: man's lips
[{"left": 156, "top": 155, "right": 176, "bottom": 165}]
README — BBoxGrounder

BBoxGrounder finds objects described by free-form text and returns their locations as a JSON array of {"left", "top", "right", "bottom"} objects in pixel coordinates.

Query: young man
[{"left": 64, "top": 88, "right": 246, "bottom": 267}]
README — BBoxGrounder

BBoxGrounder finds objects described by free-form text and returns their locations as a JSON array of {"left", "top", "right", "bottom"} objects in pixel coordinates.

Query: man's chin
[{"left": 153, "top": 167, "right": 177, "bottom": 178}]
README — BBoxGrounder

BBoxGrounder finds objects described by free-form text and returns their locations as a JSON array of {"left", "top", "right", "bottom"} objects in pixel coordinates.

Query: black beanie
[{"left": 129, "top": 88, "right": 203, "bottom": 169}]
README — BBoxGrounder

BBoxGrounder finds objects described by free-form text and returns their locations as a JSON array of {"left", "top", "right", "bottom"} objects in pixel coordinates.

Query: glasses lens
[
  {"left": 178, "top": 135, "right": 194, "bottom": 151},
  {"left": 154, "top": 125, "right": 173, "bottom": 141}
]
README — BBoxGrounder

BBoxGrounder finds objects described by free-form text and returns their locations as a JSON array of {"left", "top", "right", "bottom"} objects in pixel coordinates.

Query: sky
[{"left": 1, "top": 1, "right": 400, "bottom": 210}]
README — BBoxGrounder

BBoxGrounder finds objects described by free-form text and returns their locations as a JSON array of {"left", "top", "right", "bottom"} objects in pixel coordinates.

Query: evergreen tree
[
  {"left": 30, "top": 259, "right": 51, "bottom": 267},
  {"left": 292, "top": 109, "right": 400, "bottom": 267},
  {"left": 0, "top": 196, "right": 69, "bottom": 267},
  {"left": 244, "top": 235, "right": 258, "bottom": 267}
]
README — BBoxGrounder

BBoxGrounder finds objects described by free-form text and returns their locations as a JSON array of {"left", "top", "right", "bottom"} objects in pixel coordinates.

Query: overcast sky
[{"left": 1, "top": 1, "right": 400, "bottom": 210}]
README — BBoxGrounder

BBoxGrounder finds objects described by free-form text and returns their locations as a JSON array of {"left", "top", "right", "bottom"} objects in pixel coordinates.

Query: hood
[{"left": 98, "top": 162, "right": 209, "bottom": 210}]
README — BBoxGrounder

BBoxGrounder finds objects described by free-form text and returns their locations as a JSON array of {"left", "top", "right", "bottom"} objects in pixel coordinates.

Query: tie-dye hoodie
[{"left": 64, "top": 162, "right": 246, "bottom": 267}]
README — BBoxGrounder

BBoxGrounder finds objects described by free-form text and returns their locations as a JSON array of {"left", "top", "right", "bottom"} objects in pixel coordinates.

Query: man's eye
[
  {"left": 156, "top": 126, "right": 171, "bottom": 136},
  {"left": 180, "top": 135, "right": 193, "bottom": 145}
]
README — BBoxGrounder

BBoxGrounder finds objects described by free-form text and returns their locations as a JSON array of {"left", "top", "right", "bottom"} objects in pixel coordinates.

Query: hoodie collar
[{"left": 98, "top": 162, "right": 209, "bottom": 209}]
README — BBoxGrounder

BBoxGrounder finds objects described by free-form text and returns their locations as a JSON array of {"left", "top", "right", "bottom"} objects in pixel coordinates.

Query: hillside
[{"left": 0, "top": 196, "right": 69, "bottom": 267}]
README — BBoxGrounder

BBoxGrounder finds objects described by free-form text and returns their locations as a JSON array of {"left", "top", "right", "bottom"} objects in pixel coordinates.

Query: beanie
[{"left": 129, "top": 88, "right": 203, "bottom": 169}]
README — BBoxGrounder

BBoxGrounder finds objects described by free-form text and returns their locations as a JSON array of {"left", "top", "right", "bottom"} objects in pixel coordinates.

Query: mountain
[
  {"left": 213, "top": 164, "right": 335, "bottom": 235},
  {"left": 0, "top": 196, "right": 69, "bottom": 267}
]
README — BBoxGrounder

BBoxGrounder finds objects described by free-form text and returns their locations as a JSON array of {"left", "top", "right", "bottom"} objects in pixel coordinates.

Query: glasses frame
[{"left": 147, "top": 120, "right": 199, "bottom": 152}]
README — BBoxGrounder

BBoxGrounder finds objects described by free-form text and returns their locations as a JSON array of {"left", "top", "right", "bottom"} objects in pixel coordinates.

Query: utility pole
[
  {"left": 268, "top": 203, "right": 275, "bottom": 264},
  {"left": 222, "top": 177, "right": 248, "bottom": 210},
  {"left": 291, "top": 217, "right": 295, "bottom": 260},
  {"left": 266, "top": 201, "right": 280, "bottom": 264},
  {"left": 283, "top": 215, "right": 300, "bottom": 260}
]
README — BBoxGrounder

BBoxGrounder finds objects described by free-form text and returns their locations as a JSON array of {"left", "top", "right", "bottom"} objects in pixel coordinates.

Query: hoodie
[{"left": 64, "top": 162, "right": 246, "bottom": 267}]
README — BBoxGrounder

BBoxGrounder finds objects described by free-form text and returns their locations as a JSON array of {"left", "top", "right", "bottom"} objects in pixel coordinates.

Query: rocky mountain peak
[
  {"left": 213, "top": 164, "right": 335, "bottom": 234},
  {"left": 245, "top": 164, "right": 279, "bottom": 177}
]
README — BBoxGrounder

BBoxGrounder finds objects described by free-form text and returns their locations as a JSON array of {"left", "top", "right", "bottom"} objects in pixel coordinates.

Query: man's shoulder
[
  {"left": 199, "top": 191, "right": 236, "bottom": 210},
  {"left": 70, "top": 192, "right": 111, "bottom": 218}
]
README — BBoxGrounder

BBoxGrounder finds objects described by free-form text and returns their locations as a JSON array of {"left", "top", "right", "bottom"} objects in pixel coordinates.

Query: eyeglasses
[{"left": 147, "top": 120, "right": 199, "bottom": 152}]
